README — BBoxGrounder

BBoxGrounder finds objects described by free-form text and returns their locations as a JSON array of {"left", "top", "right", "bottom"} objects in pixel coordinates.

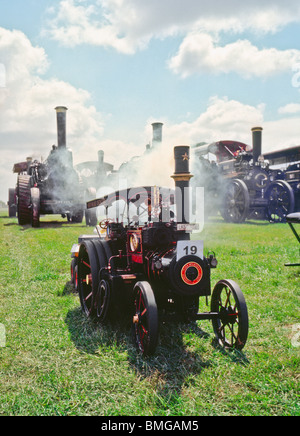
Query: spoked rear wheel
[
  {"left": 133, "top": 281, "right": 159, "bottom": 356},
  {"left": 31, "top": 187, "right": 40, "bottom": 228},
  {"left": 211, "top": 280, "right": 248, "bottom": 350},
  {"left": 221, "top": 179, "right": 250, "bottom": 223},
  {"left": 17, "top": 175, "right": 31, "bottom": 225},
  {"left": 78, "top": 240, "right": 99, "bottom": 318}
]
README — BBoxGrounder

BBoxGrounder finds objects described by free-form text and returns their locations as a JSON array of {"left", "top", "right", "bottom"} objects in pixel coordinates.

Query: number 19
[{"left": 184, "top": 245, "right": 198, "bottom": 256}]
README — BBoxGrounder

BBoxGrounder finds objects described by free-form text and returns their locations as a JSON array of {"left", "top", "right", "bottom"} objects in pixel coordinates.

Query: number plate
[
  {"left": 177, "top": 223, "right": 199, "bottom": 232},
  {"left": 176, "top": 241, "right": 204, "bottom": 261}
]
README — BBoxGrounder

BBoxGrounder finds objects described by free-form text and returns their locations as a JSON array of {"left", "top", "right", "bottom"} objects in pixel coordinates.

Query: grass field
[{"left": 0, "top": 209, "right": 299, "bottom": 416}]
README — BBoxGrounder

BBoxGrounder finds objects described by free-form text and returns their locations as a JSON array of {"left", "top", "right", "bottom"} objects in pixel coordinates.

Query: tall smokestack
[
  {"left": 252, "top": 127, "right": 263, "bottom": 165},
  {"left": 171, "top": 146, "right": 193, "bottom": 231},
  {"left": 55, "top": 106, "right": 68, "bottom": 148},
  {"left": 152, "top": 122, "right": 163, "bottom": 147},
  {"left": 98, "top": 150, "right": 104, "bottom": 166}
]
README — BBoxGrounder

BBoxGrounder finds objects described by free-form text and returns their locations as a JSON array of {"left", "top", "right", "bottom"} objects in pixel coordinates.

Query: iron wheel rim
[
  {"left": 211, "top": 280, "right": 248, "bottom": 350},
  {"left": 133, "top": 281, "right": 158, "bottom": 356},
  {"left": 222, "top": 179, "right": 250, "bottom": 223}
]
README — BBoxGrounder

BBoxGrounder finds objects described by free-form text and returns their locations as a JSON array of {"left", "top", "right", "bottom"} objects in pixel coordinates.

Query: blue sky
[{"left": 1, "top": 0, "right": 300, "bottom": 200}]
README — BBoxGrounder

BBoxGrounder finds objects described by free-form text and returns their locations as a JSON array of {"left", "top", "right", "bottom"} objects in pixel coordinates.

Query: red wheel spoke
[
  {"left": 83, "top": 260, "right": 91, "bottom": 269},
  {"left": 141, "top": 325, "right": 148, "bottom": 335},
  {"left": 84, "top": 292, "right": 93, "bottom": 302},
  {"left": 227, "top": 323, "right": 238, "bottom": 346}
]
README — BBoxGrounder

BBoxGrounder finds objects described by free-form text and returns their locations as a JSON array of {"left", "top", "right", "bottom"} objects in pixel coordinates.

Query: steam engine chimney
[
  {"left": 252, "top": 127, "right": 263, "bottom": 165},
  {"left": 98, "top": 150, "right": 104, "bottom": 166},
  {"left": 55, "top": 106, "right": 68, "bottom": 148},
  {"left": 152, "top": 122, "right": 163, "bottom": 147},
  {"left": 172, "top": 146, "right": 193, "bottom": 233}
]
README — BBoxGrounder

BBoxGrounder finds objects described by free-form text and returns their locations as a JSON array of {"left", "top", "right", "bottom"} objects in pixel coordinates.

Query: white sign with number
[{"left": 176, "top": 240, "right": 204, "bottom": 261}]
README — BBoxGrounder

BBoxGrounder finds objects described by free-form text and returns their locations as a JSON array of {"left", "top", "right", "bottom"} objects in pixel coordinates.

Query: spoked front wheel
[
  {"left": 266, "top": 180, "right": 295, "bottom": 223},
  {"left": 132, "top": 281, "right": 159, "bottom": 356},
  {"left": 211, "top": 280, "right": 248, "bottom": 350}
]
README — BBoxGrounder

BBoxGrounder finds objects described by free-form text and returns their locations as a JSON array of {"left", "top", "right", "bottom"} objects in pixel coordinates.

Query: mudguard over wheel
[{"left": 211, "top": 279, "right": 248, "bottom": 350}]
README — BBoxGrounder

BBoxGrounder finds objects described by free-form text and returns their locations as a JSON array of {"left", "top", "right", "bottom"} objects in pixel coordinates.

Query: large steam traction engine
[
  {"left": 221, "top": 127, "right": 295, "bottom": 223},
  {"left": 195, "top": 128, "right": 295, "bottom": 223},
  {"left": 219, "top": 128, "right": 295, "bottom": 223},
  {"left": 10, "top": 107, "right": 91, "bottom": 227},
  {"left": 70, "top": 146, "right": 249, "bottom": 356}
]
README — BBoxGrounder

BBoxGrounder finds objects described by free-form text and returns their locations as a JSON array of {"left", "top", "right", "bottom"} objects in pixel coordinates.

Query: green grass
[{"left": 0, "top": 210, "right": 299, "bottom": 416}]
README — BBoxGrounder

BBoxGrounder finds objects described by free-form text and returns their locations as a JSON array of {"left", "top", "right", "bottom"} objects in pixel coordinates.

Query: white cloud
[
  {"left": 160, "top": 97, "right": 300, "bottom": 172},
  {"left": 0, "top": 63, "right": 5, "bottom": 87},
  {"left": 139, "top": 97, "right": 300, "bottom": 188},
  {"left": 46, "top": 0, "right": 300, "bottom": 53},
  {"left": 278, "top": 103, "right": 300, "bottom": 114},
  {"left": 168, "top": 33, "right": 300, "bottom": 78},
  {"left": 45, "top": 0, "right": 300, "bottom": 79},
  {"left": 164, "top": 96, "right": 265, "bottom": 147},
  {"left": 0, "top": 27, "right": 107, "bottom": 202},
  {"left": 45, "top": 0, "right": 140, "bottom": 54}
]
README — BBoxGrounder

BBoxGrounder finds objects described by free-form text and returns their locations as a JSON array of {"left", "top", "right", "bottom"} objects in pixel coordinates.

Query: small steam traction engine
[{"left": 70, "top": 146, "right": 249, "bottom": 356}]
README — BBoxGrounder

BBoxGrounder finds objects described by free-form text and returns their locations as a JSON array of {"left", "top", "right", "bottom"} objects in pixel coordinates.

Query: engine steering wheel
[{"left": 99, "top": 218, "right": 114, "bottom": 229}]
